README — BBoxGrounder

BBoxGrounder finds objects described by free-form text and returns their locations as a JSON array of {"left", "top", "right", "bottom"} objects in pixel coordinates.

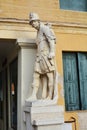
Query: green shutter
[
  {"left": 60, "top": 0, "right": 87, "bottom": 12},
  {"left": 63, "top": 53, "right": 80, "bottom": 111},
  {"left": 78, "top": 53, "right": 87, "bottom": 110}
]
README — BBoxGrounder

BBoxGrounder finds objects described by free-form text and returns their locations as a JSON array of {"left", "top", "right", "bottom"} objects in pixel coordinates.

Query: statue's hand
[{"left": 48, "top": 52, "right": 55, "bottom": 59}]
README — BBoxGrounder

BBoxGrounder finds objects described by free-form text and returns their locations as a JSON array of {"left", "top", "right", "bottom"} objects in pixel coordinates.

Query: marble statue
[{"left": 26, "top": 12, "right": 58, "bottom": 102}]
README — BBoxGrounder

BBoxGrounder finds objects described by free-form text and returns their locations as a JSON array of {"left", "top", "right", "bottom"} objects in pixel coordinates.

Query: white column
[{"left": 17, "top": 38, "right": 36, "bottom": 130}]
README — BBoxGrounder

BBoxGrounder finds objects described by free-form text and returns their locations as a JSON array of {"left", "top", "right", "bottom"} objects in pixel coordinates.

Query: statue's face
[{"left": 31, "top": 20, "right": 40, "bottom": 30}]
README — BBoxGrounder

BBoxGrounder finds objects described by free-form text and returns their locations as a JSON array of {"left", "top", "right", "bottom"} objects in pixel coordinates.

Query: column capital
[{"left": 17, "top": 38, "right": 36, "bottom": 49}]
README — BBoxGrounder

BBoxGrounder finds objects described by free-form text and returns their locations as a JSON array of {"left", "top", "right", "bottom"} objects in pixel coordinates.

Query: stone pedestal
[{"left": 24, "top": 104, "right": 64, "bottom": 130}]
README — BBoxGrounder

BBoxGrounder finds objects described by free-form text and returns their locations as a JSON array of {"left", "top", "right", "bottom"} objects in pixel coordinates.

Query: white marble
[
  {"left": 62, "top": 123, "right": 72, "bottom": 130},
  {"left": 34, "top": 125, "right": 62, "bottom": 130},
  {"left": 26, "top": 13, "right": 58, "bottom": 101},
  {"left": 24, "top": 105, "right": 64, "bottom": 113},
  {"left": 24, "top": 105, "right": 64, "bottom": 130},
  {"left": 25, "top": 96, "right": 58, "bottom": 107},
  {"left": 23, "top": 13, "right": 64, "bottom": 130}
]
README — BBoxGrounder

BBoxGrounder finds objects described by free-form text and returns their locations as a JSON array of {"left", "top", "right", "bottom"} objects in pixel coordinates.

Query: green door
[
  {"left": 78, "top": 53, "right": 87, "bottom": 110},
  {"left": 63, "top": 53, "right": 80, "bottom": 111}
]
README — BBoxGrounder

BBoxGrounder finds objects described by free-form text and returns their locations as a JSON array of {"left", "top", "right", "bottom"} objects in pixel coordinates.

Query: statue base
[
  {"left": 25, "top": 98, "right": 58, "bottom": 107},
  {"left": 24, "top": 103, "right": 64, "bottom": 130}
]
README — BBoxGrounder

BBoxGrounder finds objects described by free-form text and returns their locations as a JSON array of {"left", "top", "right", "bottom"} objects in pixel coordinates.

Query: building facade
[{"left": 0, "top": 0, "right": 87, "bottom": 130}]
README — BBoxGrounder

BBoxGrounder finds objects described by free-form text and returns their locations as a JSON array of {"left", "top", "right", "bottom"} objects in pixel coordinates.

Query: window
[
  {"left": 63, "top": 52, "right": 87, "bottom": 111},
  {"left": 59, "top": 0, "right": 87, "bottom": 12}
]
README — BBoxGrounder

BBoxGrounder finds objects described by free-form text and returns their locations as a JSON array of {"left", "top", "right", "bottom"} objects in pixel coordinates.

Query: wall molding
[{"left": 0, "top": 18, "right": 87, "bottom": 29}]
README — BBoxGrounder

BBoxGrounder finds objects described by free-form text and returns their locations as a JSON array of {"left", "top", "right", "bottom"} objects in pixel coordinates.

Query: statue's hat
[{"left": 29, "top": 12, "right": 40, "bottom": 24}]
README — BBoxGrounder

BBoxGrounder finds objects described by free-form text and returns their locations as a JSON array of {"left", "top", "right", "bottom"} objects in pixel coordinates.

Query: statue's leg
[
  {"left": 42, "top": 75, "right": 47, "bottom": 99},
  {"left": 47, "top": 72, "right": 54, "bottom": 100},
  {"left": 32, "top": 72, "right": 40, "bottom": 95},
  {"left": 26, "top": 72, "right": 40, "bottom": 101}
]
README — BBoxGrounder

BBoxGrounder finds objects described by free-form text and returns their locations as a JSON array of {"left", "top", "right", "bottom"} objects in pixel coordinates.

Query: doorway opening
[{"left": 0, "top": 39, "right": 18, "bottom": 130}]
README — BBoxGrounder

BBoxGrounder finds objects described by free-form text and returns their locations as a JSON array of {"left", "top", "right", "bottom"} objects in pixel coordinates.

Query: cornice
[
  {"left": 17, "top": 38, "right": 36, "bottom": 49},
  {"left": 0, "top": 18, "right": 87, "bottom": 29}
]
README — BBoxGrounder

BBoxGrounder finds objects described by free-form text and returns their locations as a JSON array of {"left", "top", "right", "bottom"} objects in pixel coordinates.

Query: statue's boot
[
  {"left": 26, "top": 73, "right": 40, "bottom": 101},
  {"left": 26, "top": 87, "right": 38, "bottom": 101}
]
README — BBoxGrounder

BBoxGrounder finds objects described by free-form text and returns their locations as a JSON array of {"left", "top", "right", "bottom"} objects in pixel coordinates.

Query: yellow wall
[
  {"left": 0, "top": 0, "right": 87, "bottom": 130},
  {"left": 55, "top": 31, "right": 87, "bottom": 130},
  {"left": 0, "top": 0, "right": 87, "bottom": 24}
]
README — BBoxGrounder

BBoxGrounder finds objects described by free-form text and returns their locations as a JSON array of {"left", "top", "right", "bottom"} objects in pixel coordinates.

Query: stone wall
[{"left": 78, "top": 112, "right": 87, "bottom": 130}]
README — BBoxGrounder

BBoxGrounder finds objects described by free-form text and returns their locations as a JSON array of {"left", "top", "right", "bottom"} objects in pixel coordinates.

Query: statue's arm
[
  {"left": 48, "top": 39, "right": 55, "bottom": 59},
  {"left": 43, "top": 26, "right": 56, "bottom": 59}
]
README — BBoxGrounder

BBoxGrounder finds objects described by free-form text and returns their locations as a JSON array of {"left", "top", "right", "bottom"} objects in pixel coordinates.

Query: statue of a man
[{"left": 27, "top": 12, "right": 57, "bottom": 101}]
